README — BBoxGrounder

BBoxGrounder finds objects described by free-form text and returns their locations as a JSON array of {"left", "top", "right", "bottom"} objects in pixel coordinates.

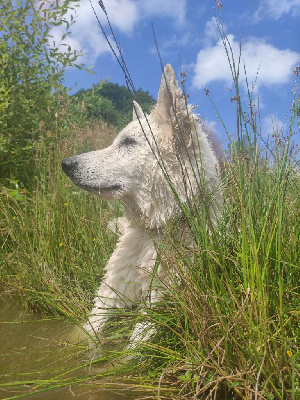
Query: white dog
[{"left": 62, "top": 64, "right": 220, "bottom": 343}]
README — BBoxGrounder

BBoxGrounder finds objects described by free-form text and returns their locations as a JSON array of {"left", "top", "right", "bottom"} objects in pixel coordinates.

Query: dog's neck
[
  {"left": 122, "top": 208, "right": 162, "bottom": 236},
  {"left": 121, "top": 183, "right": 180, "bottom": 231}
]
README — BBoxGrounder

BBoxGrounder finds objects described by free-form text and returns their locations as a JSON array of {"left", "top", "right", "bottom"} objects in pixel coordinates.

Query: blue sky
[{"left": 57, "top": 0, "right": 300, "bottom": 150}]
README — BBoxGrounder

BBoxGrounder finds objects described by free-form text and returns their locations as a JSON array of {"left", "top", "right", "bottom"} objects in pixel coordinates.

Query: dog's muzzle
[{"left": 61, "top": 157, "right": 78, "bottom": 175}]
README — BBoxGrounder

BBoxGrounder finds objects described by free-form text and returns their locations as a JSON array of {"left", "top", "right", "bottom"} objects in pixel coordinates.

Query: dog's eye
[{"left": 119, "top": 137, "right": 137, "bottom": 147}]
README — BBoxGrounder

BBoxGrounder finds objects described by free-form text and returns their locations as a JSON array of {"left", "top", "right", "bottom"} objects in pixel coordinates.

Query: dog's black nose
[{"left": 61, "top": 158, "right": 77, "bottom": 173}]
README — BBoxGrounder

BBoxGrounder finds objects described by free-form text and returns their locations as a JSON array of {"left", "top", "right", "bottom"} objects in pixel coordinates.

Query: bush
[
  {"left": 0, "top": 0, "right": 82, "bottom": 181},
  {"left": 73, "top": 81, "right": 156, "bottom": 129}
]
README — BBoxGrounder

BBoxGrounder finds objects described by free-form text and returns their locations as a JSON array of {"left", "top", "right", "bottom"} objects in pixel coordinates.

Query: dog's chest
[{"left": 106, "top": 225, "right": 159, "bottom": 277}]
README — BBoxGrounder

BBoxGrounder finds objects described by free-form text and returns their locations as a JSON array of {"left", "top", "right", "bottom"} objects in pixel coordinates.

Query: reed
[
  {"left": 0, "top": 124, "right": 119, "bottom": 319},
  {"left": 0, "top": 9, "right": 299, "bottom": 399}
]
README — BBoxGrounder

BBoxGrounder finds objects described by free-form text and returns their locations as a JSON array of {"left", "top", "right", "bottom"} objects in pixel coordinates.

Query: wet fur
[{"left": 62, "top": 64, "right": 220, "bottom": 341}]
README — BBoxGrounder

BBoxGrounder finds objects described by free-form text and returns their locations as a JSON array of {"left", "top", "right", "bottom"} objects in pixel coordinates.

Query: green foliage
[
  {"left": 0, "top": 7, "right": 299, "bottom": 399},
  {"left": 0, "top": 132, "right": 119, "bottom": 317},
  {"left": 73, "top": 81, "right": 156, "bottom": 128},
  {"left": 0, "top": 0, "right": 154, "bottom": 184},
  {"left": 0, "top": 0, "right": 82, "bottom": 180},
  {"left": 100, "top": 82, "right": 156, "bottom": 127},
  {"left": 99, "top": 82, "right": 155, "bottom": 114},
  {"left": 71, "top": 81, "right": 122, "bottom": 127},
  {"left": 0, "top": 77, "right": 11, "bottom": 155}
]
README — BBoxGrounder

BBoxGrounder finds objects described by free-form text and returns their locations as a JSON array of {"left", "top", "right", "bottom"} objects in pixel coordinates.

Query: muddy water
[{"left": 0, "top": 296, "right": 153, "bottom": 400}]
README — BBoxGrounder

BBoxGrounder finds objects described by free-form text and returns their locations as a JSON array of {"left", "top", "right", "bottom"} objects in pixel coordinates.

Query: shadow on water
[{"left": 0, "top": 296, "right": 157, "bottom": 400}]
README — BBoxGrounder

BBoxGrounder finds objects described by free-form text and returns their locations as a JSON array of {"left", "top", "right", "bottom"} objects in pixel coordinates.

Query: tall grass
[
  {"left": 147, "top": 132, "right": 299, "bottom": 398},
  {"left": 0, "top": 123, "right": 119, "bottom": 319},
  {"left": 130, "top": 42, "right": 300, "bottom": 400},
  {"left": 128, "top": 34, "right": 299, "bottom": 398},
  {"left": 0, "top": 12, "right": 299, "bottom": 400}
]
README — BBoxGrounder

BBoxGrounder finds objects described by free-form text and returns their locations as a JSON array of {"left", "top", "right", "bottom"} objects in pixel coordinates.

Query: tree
[
  {"left": 73, "top": 82, "right": 155, "bottom": 129},
  {"left": 99, "top": 82, "right": 155, "bottom": 115},
  {"left": 0, "top": 0, "right": 82, "bottom": 180}
]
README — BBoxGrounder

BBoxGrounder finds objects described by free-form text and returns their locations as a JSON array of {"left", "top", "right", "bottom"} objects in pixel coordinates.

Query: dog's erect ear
[
  {"left": 155, "top": 64, "right": 191, "bottom": 145},
  {"left": 132, "top": 100, "right": 144, "bottom": 121},
  {"left": 157, "top": 64, "right": 182, "bottom": 112}
]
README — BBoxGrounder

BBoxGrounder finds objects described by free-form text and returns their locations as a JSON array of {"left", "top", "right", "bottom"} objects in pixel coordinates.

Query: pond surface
[{"left": 0, "top": 296, "right": 160, "bottom": 400}]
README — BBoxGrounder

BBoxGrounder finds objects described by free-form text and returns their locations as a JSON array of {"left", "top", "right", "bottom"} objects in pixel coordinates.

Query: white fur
[{"left": 62, "top": 64, "right": 221, "bottom": 342}]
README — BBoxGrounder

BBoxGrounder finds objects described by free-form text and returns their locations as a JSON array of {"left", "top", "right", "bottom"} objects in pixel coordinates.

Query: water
[{"left": 0, "top": 296, "right": 154, "bottom": 400}]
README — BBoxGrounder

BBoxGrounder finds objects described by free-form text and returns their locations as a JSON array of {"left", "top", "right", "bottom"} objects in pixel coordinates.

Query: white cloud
[
  {"left": 193, "top": 34, "right": 300, "bottom": 90},
  {"left": 261, "top": 114, "right": 285, "bottom": 137},
  {"left": 203, "top": 119, "right": 218, "bottom": 134},
  {"left": 94, "top": 0, "right": 187, "bottom": 30},
  {"left": 100, "top": 0, "right": 139, "bottom": 33},
  {"left": 49, "top": 0, "right": 114, "bottom": 64},
  {"left": 140, "top": 0, "right": 187, "bottom": 25},
  {"left": 254, "top": 0, "right": 300, "bottom": 20},
  {"left": 149, "top": 32, "right": 191, "bottom": 58},
  {"left": 50, "top": 0, "right": 187, "bottom": 64},
  {"left": 203, "top": 17, "right": 221, "bottom": 45}
]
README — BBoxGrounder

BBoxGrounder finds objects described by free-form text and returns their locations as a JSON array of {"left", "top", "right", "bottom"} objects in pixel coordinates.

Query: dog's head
[
  {"left": 62, "top": 64, "right": 219, "bottom": 227},
  {"left": 61, "top": 110, "right": 153, "bottom": 200}
]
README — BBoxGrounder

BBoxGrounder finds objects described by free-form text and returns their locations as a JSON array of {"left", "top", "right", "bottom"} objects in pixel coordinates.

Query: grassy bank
[
  {"left": 0, "top": 123, "right": 119, "bottom": 319},
  {"left": 1, "top": 57, "right": 299, "bottom": 400},
  {"left": 0, "top": 97, "right": 299, "bottom": 399}
]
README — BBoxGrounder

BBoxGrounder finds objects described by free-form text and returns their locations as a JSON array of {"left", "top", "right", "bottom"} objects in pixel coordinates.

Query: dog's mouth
[{"left": 77, "top": 183, "right": 123, "bottom": 196}]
